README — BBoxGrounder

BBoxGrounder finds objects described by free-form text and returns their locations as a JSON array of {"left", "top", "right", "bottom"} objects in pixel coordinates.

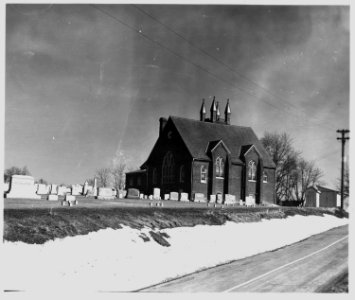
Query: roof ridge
[{"left": 169, "top": 115, "right": 252, "bottom": 129}]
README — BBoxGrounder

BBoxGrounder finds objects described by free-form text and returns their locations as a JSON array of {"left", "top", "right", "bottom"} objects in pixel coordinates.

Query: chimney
[
  {"left": 216, "top": 101, "right": 220, "bottom": 121},
  {"left": 200, "top": 99, "right": 206, "bottom": 121},
  {"left": 210, "top": 96, "right": 217, "bottom": 122},
  {"left": 159, "top": 117, "right": 167, "bottom": 136},
  {"left": 224, "top": 99, "right": 231, "bottom": 125}
]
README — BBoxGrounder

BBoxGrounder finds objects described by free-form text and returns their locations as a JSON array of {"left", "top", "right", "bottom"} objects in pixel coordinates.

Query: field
[{"left": 3, "top": 197, "right": 348, "bottom": 244}]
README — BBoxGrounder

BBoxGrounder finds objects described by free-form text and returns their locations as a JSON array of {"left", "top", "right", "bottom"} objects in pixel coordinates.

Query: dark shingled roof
[
  {"left": 317, "top": 185, "right": 340, "bottom": 193},
  {"left": 170, "top": 116, "right": 275, "bottom": 168}
]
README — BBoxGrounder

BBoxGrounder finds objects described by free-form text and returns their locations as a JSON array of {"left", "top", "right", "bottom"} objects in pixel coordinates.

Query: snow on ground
[{"left": 2, "top": 214, "right": 348, "bottom": 292}]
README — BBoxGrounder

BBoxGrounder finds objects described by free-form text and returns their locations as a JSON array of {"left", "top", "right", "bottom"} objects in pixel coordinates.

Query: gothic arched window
[
  {"left": 215, "top": 157, "right": 224, "bottom": 177},
  {"left": 162, "top": 151, "right": 175, "bottom": 184},
  {"left": 248, "top": 160, "right": 256, "bottom": 181}
]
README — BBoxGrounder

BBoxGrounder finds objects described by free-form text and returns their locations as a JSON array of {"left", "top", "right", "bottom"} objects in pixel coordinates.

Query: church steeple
[
  {"left": 200, "top": 99, "right": 206, "bottom": 121},
  {"left": 224, "top": 99, "right": 231, "bottom": 125},
  {"left": 210, "top": 96, "right": 217, "bottom": 122}
]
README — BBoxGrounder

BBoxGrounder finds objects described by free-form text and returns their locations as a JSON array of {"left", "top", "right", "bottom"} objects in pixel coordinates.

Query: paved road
[{"left": 140, "top": 225, "right": 348, "bottom": 292}]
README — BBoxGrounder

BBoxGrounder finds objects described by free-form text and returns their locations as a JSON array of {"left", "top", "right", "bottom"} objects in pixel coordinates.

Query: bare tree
[
  {"left": 4, "top": 166, "right": 31, "bottom": 182},
  {"left": 36, "top": 178, "right": 48, "bottom": 184},
  {"left": 95, "top": 167, "right": 112, "bottom": 187},
  {"left": 21, "top": 166, "right": 31, "bottom": 176},
  {"left": 261, "top": 132, "right": 300, "bottom": 202},
  {"left": 86, "top": 178, "right": 96, "bottom": 186},
  {"left": 111, "top": 150, "right": 128, "bottom": 191},
  {"left": 292, "top": 159, "right": 323, "bottom": 204}
]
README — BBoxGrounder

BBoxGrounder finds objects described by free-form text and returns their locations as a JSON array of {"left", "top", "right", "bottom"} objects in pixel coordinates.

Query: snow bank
[{"left": 2, "top": 214, "right": 348, "bottom": 292}]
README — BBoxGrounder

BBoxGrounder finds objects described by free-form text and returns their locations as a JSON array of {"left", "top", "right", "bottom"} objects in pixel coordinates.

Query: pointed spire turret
[
  {"left": 210, "top": 96, "right": 217, "bottom": 122},
  {"left": 216, "top": 101, "right": 220, "bottom": 120},
  {"left": 225, "top": 99, "right": 231, "bottom": 125},
  {"left": 200, "top": 99, "right": 206, "bottom": 121}
]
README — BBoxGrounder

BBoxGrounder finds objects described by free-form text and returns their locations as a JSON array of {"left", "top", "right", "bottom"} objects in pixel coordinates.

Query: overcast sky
[{"left": 5, "top": 4, "right": 349, "bottom": 187}]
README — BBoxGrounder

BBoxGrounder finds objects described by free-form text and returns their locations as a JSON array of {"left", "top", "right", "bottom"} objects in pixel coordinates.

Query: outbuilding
[{"left": 305, "top": 185, "right": 341, "bottom": 208}]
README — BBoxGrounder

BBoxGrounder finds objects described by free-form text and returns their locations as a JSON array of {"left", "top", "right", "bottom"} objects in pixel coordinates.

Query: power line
[
  {"left": 90, "top": 4, "right": 281, "bottom": 111},
  {"left": 92, "top": 5, "right": 335, "bottom": 131},
  {"left": 132, "top": 4, "right": 293, "bottom": 111},
  {"left": 131, "top": 5, "right": 335, "bottom": 131}
]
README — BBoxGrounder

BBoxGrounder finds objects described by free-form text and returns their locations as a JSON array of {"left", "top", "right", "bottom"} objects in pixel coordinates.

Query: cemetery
[{"left": 4, "top": 174, "right": 248, "bottom": 209}]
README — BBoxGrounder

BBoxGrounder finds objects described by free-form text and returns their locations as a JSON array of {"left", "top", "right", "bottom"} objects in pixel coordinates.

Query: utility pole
[{"left": 336, "top": 129, "right": 350, "bottom": 210}]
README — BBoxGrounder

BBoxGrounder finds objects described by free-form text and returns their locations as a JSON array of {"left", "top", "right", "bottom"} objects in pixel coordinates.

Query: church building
[{"left": 126, "top": 98, "right": 276, "bottom": 204}]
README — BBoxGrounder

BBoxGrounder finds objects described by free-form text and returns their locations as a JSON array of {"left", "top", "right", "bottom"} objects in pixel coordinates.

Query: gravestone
[
  {"left": 93, "top": 178, "right": 98, "bottom": 197},
  {"left": 5, "top": 175, "right": 41, "bottom": 199},
  {"left": 85, "top": 186, "right": 93, "bottom": 196},
  {"left": 118, "top": 191, "right": 124, "bottom": 199},
  {"left": 37, "top": 184, "right": 49, "bottom": 195},
  {"left": 239, "top": 200, "right": 244, "bottom": 206},
  {"left": 153, "top": 188, "right": 161, "bottom": 200},
  {"left": 57, "top": 186, "right": 67, "bottom": 196},
  {"left": 87, "top": 179, "right": 97, "bottom": 197},
  {"left": 149, "top": 195, "right": 153, "bottom": 200},
  {"left": 180, "top": 193, "right": 189, "bottom": 202},
  {"left": 224, "top": 194, "right": 236, "bottom": 205},
  {"left": 169, "top": 192, "right": 179, "bottom": 201},
  {"left": 83, "top": 181, "right": 89, "bottom": 195},
  {"left": 164, "top": 194, "right": 169, "bottom": 200},
  {"left": 50, "top": 184, "right": 58, "bottom": 195},
  {"left": 245, "top": 196, "right": 256, "bottom": 207},
  {"left": 127, "top": 188, "right": 140, "bottom": 199},
  {"left": 48, "top": 194, "right": 58, "bottom": 201},
  {"left": 209, "top": 195, "right": 216, "bottom": 203},
  {"left": 97, "top": 188, "right": 115, "bottom": 200},
  {"left": 194, "top": 193, "right": 206, "bottom": 202},
  {"left": 139, "top": 193, "right": 144, "bottom": 199},
  {"left": 217, "top": 194, "right": 223, "bottom": 204},
  {"left": 71, "top": 184, "right": 82, "bottom": 196},
  {"left": 65, "top": 194, "right": 75, "bottom": 201}
]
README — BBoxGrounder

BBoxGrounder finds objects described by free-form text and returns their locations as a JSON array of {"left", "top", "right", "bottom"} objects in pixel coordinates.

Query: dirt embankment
[{"left": 3, "top": 206, "right": 348, "bottom": 245}]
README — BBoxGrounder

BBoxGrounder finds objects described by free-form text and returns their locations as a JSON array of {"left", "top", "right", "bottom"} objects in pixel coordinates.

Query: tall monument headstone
[{"left": 83, "top": 180, "right": 89, "bottom": 196}]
